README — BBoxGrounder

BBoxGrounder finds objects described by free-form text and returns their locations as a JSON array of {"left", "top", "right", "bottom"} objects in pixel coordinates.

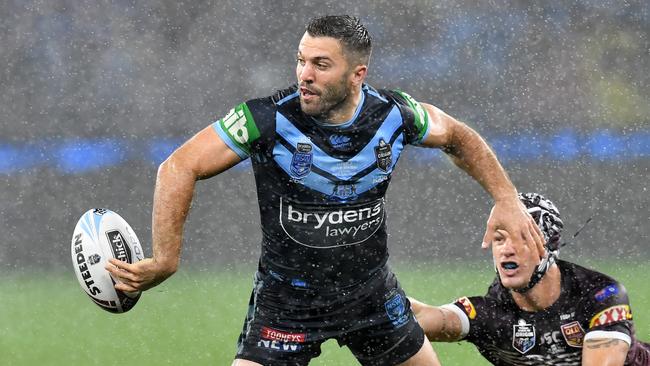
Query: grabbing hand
[
  {"left": 482, "top": 197, "right": 545, "bottom": 256},
  {"left": 105, "top": 257, "right": 175, "bottom": 292}
]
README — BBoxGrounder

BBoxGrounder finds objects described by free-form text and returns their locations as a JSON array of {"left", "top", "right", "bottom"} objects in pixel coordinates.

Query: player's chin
[
  {"left": 498, "top": 273, "right": 528, "bottom": 290},
  {"left": 300, "top": 100, "right": 323, "bottom": 115}
]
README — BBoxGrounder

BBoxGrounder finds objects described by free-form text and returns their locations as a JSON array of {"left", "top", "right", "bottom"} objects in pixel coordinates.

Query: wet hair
[{"left": 305, "top": 15, "right": 372, "bottom": 65}]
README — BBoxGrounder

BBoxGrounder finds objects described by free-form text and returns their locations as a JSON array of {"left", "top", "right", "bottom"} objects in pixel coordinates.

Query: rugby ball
[{"left": 71, "top": 208, "right": 144, "bottom": 313}]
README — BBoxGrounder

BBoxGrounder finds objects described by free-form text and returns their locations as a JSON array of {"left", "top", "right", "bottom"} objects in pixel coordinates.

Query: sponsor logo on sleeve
[
  {"left": 594, "top": 285, "right": 619, "bottom": 302},
  {"left": 512, "top": 319, "right": 536, "bottom": 354},
  {"left": 456, "top": 297, "right": 477, "bottom": 320},
  {"left": 396, "top": 90, "right": 429, "bottom": 138},
  {"left": 560, "top": 321, "right": 586, "bottom": 348},
  {"left": 589, "top": 305, "right": 632, "bottom": 328},
  {"left": 374, "top": 139, "right": 392, "bottom": 172},
  {"left": 218, "top": 103, "right": 260, "bottom": 154},
  {"left": 290, "top": 143, "right": 313, "bottom": 179}
]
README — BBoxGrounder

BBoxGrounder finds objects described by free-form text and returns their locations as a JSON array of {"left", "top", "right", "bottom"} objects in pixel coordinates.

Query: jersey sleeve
[
  {"left": 211, "top": 102, "right": 262, "bottom": 159},
  {"left": 386, "top": 90, "right": 431, "bottom": 145},
  {"left": 443, "top": 296, "right": 491, "bottom": 343},
  {"left": 584, "top": 282, "right": 634, "bottom": 345}
]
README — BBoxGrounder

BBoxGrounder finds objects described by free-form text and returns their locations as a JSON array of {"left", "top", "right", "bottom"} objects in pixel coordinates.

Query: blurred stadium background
[{"left": 0, "top": 1, "right": 648, "bottom": 365}]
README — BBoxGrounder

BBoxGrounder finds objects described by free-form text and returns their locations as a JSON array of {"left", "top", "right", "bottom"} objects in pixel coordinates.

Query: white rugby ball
[{"left": 71, "top": 208, "right": 144, "bottom": 313}]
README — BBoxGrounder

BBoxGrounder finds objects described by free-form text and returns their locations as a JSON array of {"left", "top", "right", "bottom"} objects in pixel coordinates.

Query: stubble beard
[{"left": 300, "top": 78, "right": 350, "bottom": 121}]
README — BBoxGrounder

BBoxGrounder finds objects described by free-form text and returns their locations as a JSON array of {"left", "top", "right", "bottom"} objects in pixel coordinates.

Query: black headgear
[{"left": 511, "top": 192, "right": 564, "bottom": 293}]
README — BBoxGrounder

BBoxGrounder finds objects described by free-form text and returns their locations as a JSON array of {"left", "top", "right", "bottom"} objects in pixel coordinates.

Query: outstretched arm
[
  {"left": 409, "top": 297, "right": 464, "bottom": 342},
  {"left": 582, "top": 338, "right": 629, "bottom": 366},
  {"left": 106, "top": 126, "right": 242, "bottom": 292},
  {"left": 419, "top": 103, "right": 544, "bottom": 254}
]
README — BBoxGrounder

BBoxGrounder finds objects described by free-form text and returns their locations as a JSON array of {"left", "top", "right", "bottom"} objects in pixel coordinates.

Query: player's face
[
  {"left": 492, "top": 229, "right": 542, "bottom": 290},
  {"left": 296, "top": 32, "right": 356, "bottom": 118}
]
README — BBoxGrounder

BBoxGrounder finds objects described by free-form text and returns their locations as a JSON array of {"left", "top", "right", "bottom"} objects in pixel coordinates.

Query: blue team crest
[
  {"left": 290, "top": 143, "right": 313, "bottom": 178},
  {"left": 512, "top": 320, "right": 536, "bottom": 354},
  {"left": 384, "top": 293, "right": 409, "bottom": 328}
]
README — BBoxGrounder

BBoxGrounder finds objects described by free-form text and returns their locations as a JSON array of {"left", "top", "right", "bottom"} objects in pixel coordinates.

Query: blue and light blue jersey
[{"left": 212, "top": 84, "right": 431, "bottom": 288}]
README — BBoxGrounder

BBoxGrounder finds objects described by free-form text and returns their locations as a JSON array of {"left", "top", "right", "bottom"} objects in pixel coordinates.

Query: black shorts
[{"left": 234, "top": 265, "right": 425, "bottom": 366}]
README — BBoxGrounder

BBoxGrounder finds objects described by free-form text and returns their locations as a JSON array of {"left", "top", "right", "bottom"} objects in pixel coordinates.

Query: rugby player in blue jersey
[
  {"left": 410, "top": 193, "right": 650, "bottom": 365},
  {"left": 106, "top": 15, "right": 544, "bottom": 365}
]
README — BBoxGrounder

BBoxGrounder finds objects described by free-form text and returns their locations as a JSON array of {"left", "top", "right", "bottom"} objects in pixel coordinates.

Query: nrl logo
[
  {"left": 290, "top": 142, "right": 313, "bottom": 179},
  {"left": 374, "top": 139, "right": 392, "bottom": 172},
  {"left": 512, "top": 319, "right": 536, "bottom": 354}
]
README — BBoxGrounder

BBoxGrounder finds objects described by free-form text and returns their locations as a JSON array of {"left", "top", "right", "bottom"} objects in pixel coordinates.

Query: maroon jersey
[{"left": 444, "top": 260, "right": 648, "bottom": 365}]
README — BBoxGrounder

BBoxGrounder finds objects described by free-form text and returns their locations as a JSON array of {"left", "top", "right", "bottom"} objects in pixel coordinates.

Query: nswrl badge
[
  {"left": 374, "top": 139, "right": 392, "bottom": 172},
  {"left": 290, "top": 142, "right": 313, "bottom": 179}
]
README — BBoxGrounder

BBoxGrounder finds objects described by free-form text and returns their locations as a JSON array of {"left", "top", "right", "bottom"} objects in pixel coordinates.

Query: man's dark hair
[{"left": 306, "top": 15, "right": 372, "bottom": 65}]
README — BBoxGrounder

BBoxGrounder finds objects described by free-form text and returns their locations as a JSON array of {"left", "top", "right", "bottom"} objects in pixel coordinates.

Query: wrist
[
  {"left": 153, "top": 256, "right": 179, "bottom": 276},
  {"left": 493, "top": 192, "right": 519, "bottom": 204}
]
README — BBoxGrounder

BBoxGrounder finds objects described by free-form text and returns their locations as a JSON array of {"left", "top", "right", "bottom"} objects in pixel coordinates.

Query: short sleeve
[
  {"left": 387, "top": 90, "right": 431, "bottom": 145},
  {"left": 584, "top": 283, "right": 634, "bottom": 345},
  {"left": 446, "top": 296, "right": 490, "bottom": 342},
  {"left": 211, "top": 102, "right": 261, "bottom": 159}
]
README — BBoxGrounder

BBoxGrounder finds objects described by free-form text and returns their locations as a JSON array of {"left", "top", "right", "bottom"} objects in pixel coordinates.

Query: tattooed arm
[{"left": 582, "top": 338, "right": 629, "bottom": 366}]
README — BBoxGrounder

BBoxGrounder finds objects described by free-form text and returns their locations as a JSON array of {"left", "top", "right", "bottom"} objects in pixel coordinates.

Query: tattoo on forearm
[{"left": 585, "top": 338, "right": 621, "bottom": 349}]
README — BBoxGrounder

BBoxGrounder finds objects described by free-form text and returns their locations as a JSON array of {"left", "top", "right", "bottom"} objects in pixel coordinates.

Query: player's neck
[
  {"left": 321, "top": 86, "right": 362, "bottom": 124},
  {"left": 511, "top": 264, "right": 561, "bottom": 312}
]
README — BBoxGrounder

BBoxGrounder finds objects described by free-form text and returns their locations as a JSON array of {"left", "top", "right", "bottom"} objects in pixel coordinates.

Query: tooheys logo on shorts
[
  {"left": 280, "top": 198, "right": 384, "bottom": 248},
  {"left": 105, "top": 230, "right": 132, "bottom": 263}
]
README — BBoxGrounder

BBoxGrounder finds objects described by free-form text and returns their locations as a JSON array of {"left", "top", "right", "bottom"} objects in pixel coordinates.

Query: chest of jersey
[
  {"left": 270, "top": 104, "right": 406, "bottom": 201},
  {"left": 478, "top": 309, "right": 587, "bottom": 365}
]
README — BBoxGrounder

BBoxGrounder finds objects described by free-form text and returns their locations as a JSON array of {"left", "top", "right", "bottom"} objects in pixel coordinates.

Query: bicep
[
  {"left": 418, "top": 103, "right": 463, "bottom": 149},
  {"left": 165, "top": 125, "right": 243, "bottom": 180},
  {"left": 582, "top": 338, "right": 629, "bottom": 366}
]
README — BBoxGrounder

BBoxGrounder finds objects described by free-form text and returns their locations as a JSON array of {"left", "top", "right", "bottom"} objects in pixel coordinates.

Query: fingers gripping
[{"left": 106, "top": 258, "right": 142, "bottom": 291}]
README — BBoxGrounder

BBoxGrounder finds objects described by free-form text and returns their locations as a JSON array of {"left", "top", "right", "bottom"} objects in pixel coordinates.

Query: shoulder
[
  {"left": 444, "top": 294, "right": 507, "bottom": 341},
  {"left": 370, "top": 86, "right": 431, "bottom": 144},
  {"left": 245, "top": 85, "right": 299, "bottom": 111},
  {"left": 449, "top": 295, "right": 505, "bottom": 324},
  {"left": 560, "top": 260, "right": 623, "bottom": 299},
  {"left": 559, "top": 261, "right": 634, "bottom": 340}
]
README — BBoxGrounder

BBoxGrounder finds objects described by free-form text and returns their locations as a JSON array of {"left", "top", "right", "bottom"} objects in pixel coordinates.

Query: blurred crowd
[{"left": 1, "top": 0, "right": 648, "bottom": 142}]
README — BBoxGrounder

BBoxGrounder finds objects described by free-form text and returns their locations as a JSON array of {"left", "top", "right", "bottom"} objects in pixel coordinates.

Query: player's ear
[{"left": 349, "top": 64, "right": 367, "bottom": 87}]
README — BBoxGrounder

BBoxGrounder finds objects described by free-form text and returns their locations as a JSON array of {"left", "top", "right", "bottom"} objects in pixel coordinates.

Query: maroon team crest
[{"left": 561, "top": 321, "right": 586, "bottom": 348}]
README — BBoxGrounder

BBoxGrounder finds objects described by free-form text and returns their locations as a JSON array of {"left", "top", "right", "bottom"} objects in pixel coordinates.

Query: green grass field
[{"left": 1, "top": 260, "right": 648, "bottom": 365}]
